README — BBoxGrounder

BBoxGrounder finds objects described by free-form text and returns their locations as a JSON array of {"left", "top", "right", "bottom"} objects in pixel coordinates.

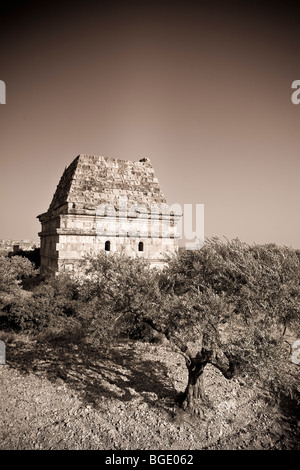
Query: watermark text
[
  {"left": 291, "top": 80, "right": 300, "bottom": 105},
  {"left": 0, "top": 80, "right": 6, "bottom": 104},
  {"left": 95, "top": 196, "right": 204, "bottom": 250}
]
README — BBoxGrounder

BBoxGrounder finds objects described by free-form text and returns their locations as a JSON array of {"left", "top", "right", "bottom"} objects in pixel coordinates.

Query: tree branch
[
  {"left": 208, "top": 345, "right": 235, "bottom": 379},
  {"left": 142, "top": 317, "right": 192, "bottom": 366}
]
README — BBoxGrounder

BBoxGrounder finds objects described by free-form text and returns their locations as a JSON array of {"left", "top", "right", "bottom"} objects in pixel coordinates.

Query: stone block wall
[{"left": 37, "top": 154, "right": 181, "bottom": 274}]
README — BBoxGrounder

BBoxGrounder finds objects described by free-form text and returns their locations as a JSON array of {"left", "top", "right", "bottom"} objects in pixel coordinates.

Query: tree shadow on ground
[
  {"left": 6, "top": 336, "right": 178, "bottom": 414},
  {"left": 277, "top": 394, "right": 300, "bottom": 449}
]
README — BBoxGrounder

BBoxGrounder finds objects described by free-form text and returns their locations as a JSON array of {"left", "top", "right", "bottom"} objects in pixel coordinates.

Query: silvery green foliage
[{"left": 157, "top": 238, "right": 300, "bottom": 401}]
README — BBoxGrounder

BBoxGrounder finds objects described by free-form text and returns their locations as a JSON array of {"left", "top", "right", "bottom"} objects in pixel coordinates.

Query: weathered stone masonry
[{"left": 37, "top": 154, "right": 181, "bottom": 274}]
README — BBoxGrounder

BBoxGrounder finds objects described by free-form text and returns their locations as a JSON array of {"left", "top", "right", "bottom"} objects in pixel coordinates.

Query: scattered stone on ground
[{"left": 0, "top": 339, "right": 299, "bottom": 450}]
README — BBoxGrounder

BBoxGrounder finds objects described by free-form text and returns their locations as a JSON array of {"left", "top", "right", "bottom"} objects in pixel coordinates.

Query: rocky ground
[{"left": 0, "top": 336, "right": 299, "bottom": 451}]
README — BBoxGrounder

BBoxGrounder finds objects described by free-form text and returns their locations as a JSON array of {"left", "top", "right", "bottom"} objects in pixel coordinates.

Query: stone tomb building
[{"left": 37, "top": 154, "right": 181, "bottom": 274}]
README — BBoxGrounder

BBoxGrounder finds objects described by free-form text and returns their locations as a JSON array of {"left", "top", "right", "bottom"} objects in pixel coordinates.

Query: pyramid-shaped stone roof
[{"left": 45, "top": 154, "right": 169, "bottom": 217}]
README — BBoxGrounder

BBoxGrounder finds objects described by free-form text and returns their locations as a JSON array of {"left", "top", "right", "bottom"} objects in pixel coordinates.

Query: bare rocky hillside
[{"left": 0, "top": 337, "right": 299, "bottom": 450}]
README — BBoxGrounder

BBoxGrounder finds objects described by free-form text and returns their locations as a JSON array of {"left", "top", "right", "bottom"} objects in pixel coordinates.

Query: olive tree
[
  {"left": 77, "top": 251, "right": 162, "bottom": 344},
  {"left": 79, "top": 240, "right": 300, "bottom": 417},
  {"left": 145, "top": 239, "right": 300, "bottom": 415}
]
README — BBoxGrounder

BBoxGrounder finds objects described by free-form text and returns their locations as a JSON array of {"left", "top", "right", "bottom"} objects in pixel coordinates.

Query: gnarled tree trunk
[
  {"left": 142, "top": 319, "right": 235, "bottom": 417},
  {"left": 181, "top": 357, "right": 207, "bottom": 418},
  {"left": 180, "top": 345, "right": 235, "bottom": 417}
]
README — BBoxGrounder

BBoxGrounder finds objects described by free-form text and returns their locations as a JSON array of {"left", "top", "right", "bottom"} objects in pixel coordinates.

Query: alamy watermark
[
  {"left": 0, "top": 80, "right": 6, "bottom": 104},
  {"left": 95, "top": 196, "right": 204, "bottom": 250},
  {"left": 0, "top": 340, "right": 5, "bottom": 364},
  {"left": 291, "top": 80, "right": 300, "bottom": 105},
  {"left": 291, "top": 339, "right": 300, "bottom": 365}
]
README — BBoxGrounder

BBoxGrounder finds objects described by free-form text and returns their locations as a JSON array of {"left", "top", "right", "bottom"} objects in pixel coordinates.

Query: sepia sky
[{"left": 0, "top": 1, "right": 299, "bottom": 248}]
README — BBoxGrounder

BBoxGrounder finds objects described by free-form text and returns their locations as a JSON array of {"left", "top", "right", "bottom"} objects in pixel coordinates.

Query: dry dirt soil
[{"left": 0, "top": 336, "right": 299, "bottom": 451}]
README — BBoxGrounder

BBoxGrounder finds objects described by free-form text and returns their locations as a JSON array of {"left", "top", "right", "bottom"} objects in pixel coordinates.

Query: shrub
[{"left": 0, "top": 255, "right": 36, "bottom": 295}]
